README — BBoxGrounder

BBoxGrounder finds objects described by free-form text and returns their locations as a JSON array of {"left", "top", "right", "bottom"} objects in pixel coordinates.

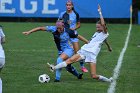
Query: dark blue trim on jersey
[
  {"left": 52, "top": 31, "right": 62, "bottom": 52},
  {"left": 62, "top": 12, "right": 70, "bottom": 29},
  {"left": 61, "top": 11, "right": 79, "bottom": 38},
  {"left": 66, "top": 29, "right": 78, "bottom": 38},
  {"left": 73, "top": 10, "right": 80, "bottom": 22}
]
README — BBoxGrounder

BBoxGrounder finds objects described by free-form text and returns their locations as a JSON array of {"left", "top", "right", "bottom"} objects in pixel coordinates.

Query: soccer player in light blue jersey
[
  {"left": 22, "top": 20, "right": 83, "bottom": 82},
  {"left": 58, "top": 0, "right": 88, "bottom": 72}
]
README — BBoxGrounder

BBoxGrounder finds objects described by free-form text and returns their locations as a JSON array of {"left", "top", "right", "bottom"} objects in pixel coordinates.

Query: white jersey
[
  {"left": 81, "top": 31, "right": 109, "bottom": 55},
  {"left": 0, "top": 27, "right": 5, "bottom": 58}
]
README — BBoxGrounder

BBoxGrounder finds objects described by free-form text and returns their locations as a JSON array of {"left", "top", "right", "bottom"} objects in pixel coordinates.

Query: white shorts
[
  {"left": 77, "top": 49, "right": 97, "bottom": 63},
  {"left": 0, "top": 58, "right": 5, "bottom": 68}
]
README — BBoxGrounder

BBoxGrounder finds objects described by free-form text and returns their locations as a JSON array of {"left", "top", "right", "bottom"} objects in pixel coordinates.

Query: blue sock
[
  {"left": 80, "top": 59, "right": 84, "bottom": 68},
  {"left": 55, "top": 57, "right": 63, "bottom": 80},
  {"left": 66, "top": 64, "right": 79, "bottom": 77}
]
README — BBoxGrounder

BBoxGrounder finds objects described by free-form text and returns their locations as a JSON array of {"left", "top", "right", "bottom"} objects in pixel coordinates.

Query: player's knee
[{"left": 68, "top": 58, "right": 73, "bottom": 63}]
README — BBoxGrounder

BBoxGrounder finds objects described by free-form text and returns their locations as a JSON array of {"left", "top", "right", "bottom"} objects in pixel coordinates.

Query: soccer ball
[{"left": 38, "top": 74, "right": 50, "bottom": 83}]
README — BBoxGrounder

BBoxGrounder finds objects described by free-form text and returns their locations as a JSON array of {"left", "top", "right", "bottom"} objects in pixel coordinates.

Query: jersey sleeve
[
  {"left": 76, "top": 13, "right": 80, "bottom": 22},
  {"left": 76, "top": 12, "right": 80, "bottom": 22},
  {"left": 45, "top": 26, "right": 57, "bottom": 33},
  {"left": 58, "top": 11, "right": 66, "bottom": 20},
  {"left": 73, "top": 11, "right": 80, "bottom": 22}
]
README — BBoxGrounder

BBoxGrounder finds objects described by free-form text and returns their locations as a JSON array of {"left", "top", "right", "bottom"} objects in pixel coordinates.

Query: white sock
[
  {"left": 0, "top": 78, "right": 2, "bottom": 93},
  {"left": 55, "top": 62, "right": 67, "bottom": 69},
  {"left": 99, "top": 75, "right": 111, "bottom": 82}
]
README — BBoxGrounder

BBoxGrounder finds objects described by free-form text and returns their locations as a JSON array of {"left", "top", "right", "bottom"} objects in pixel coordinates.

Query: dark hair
[
  {"left": 66, "top": 0, "right": 75, "bottom": 11},
  {"left": 66, "top": 0, "right": 73, "bottom": 4}
]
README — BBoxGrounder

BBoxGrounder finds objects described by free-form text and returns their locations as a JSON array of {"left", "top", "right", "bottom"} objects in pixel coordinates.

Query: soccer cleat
[
  {"left": 77, "top": 73, "right": 83, "bottom": 79},
  {"left": 47, "top": 63, "right": 55, "bottom": 72},
  {"left": 109, "top": 77, "right": 113, "bottom": 83},
  {"left": 81, "top": 67, "right": 88, "bottom": 73}
]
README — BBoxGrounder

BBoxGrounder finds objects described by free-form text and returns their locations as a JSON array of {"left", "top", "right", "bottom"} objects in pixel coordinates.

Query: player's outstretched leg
[
  {"left": 90, "top": 62, "right": 112, "bottom": 82},
  {"left": 92, "top": 74, "right": 113, "bottom": 83},
  {"left": 54, "top": 57, "right": 63, "bottom": 82},
  {"left": 47, "top": 62, "right": 67, "bottom": 72}
]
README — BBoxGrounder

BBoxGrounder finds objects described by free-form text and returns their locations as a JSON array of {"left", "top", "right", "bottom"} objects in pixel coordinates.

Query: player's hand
[
  {"left": 98, "top": 4, "right": 101, "bottom": 12},
  {"left": 22, "top": 31, "right": 31, "bottom": 35}
]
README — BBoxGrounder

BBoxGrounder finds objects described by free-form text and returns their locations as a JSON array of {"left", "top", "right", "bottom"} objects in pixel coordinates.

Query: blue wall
[
  {"left": 0, "top": 0, "right": 132, "bottom": 18},
  {"left": 138, "top": 11, "right": 140, "bottom": 24}
]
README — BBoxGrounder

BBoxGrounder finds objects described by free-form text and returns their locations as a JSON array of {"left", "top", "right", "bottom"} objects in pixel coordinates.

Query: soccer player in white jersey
[
  {"left": 0, "top": 25, "right": 5, "bottom": 93},
  {"left": 48, "top": 5, "right": 113, "bottom": 82}
]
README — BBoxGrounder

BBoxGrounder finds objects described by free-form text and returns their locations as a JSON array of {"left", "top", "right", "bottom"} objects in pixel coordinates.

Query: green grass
[{"left": 0, "top": 22, "right": 139, "bottom": 93}]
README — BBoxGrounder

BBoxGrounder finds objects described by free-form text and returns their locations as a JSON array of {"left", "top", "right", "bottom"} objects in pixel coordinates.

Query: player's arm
[
  {"left": 76, "top": 22, "right": 81, "bottom": 30},
  {"left": 78, "top": 34, "right": 89, "bottom": 44},
  {"left": 98, "top": 4, "right": 107, "bottom": 33},
  {"left": 104, "top": 39, "right": 112, "bottom": 52},
  {"left": 22, "top": 27, "right": 46, "bottom": 35}
]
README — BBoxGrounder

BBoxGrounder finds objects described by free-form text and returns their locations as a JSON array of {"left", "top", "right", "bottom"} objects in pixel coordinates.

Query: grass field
[{"left": 0, "top": 22, "right": 140, "bottom": 93}]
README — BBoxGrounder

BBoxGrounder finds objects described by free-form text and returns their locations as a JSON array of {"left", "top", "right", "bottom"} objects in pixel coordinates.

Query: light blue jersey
[
  {"left": 59, "top": 11, "right": 80, "bottom": 29},
  {"left": 45, "top": 26, "right": 74, "bottom": 57},
  {"left": 45, "top": 26, "right": 82, "bottom": 81},
  {"left": 59, "top": 10, "right": 80, "bottom": 42}
]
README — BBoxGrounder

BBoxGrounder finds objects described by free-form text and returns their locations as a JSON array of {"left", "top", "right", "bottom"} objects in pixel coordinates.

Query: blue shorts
[
  {"left": 63, "top": 48, "right": 74, "bottom": 57},
  {"left": 58, "top": 48, "right": 74, "bottom": 58},
  {"left": 70, "top": 30, "right": 79, "bottom": 43},
  {"left": 70, "top": 38, "right": 79, "bottom": 43}
]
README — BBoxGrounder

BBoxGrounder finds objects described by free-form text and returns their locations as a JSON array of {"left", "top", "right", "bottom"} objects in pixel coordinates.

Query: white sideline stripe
[{"left": 107, "top": 23, "right": 132, "bottom": 93}]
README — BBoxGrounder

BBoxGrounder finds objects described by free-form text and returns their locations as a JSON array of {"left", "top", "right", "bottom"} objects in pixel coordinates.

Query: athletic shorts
[
  {"left": 70, "top": 38, "right": 79, "bottom": 43},
  {"left": 63, "top": 48, "right": 74, "bottom": 58},
  {"left": 69, "top": 30, "right": 79, "bottom": 43},
  {"left": 0, "top": 58, "right": 5, "bottom": 68},
  {"left": 77, "top": 49, "right": 97, "bottom": 63}
]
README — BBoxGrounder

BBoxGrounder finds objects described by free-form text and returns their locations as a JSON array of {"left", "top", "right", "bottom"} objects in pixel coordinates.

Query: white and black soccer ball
[{"left": 38, "top": 74, "right": 50, "bottom": 83}]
